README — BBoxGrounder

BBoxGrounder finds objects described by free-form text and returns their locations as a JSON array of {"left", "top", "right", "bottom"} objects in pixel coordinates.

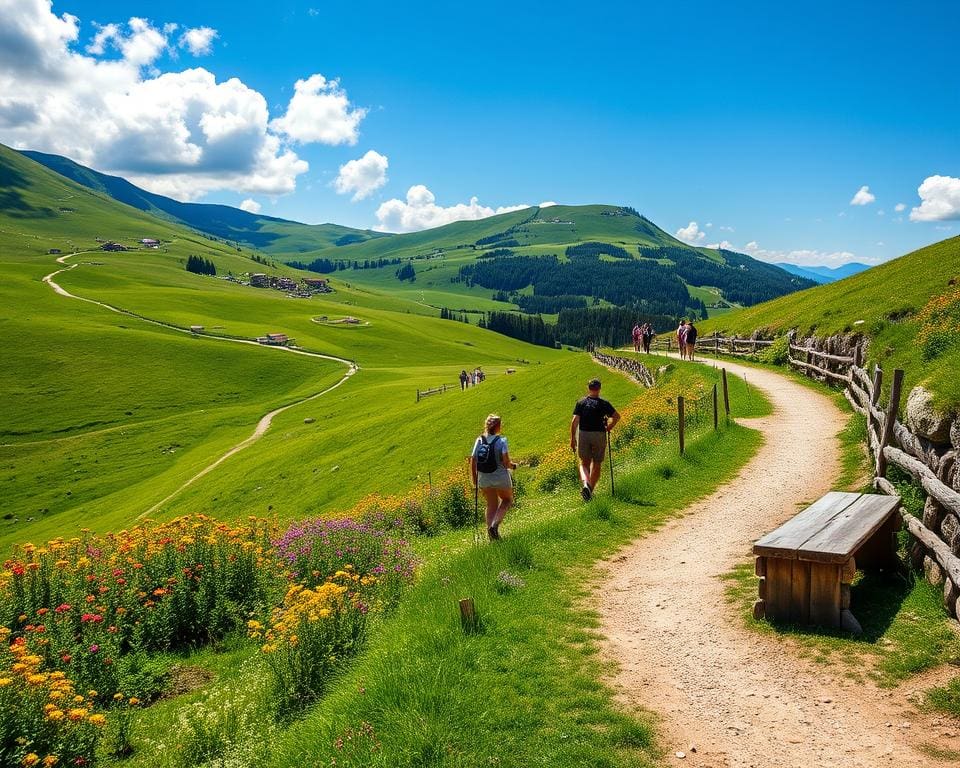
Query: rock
[
  {"left": 952, "top": 419, "right": 960, "bottom": 450},
  {"left": 675, "top": 752, "right": 686, "bottom": 760},
  {"left": 940, "top": 451, "right": 958, "bottom": 485},
  {"left": 906, "top": 386, "right": 953, "bottom": 444},
  {"left": 924, "top": 497, "right": 947, "bottom": 531},
  {"left": 925, "top": 555, "right": 945, "bottom": 587},
  {"left": 910, "top": 540, "right": 926, "bottom": 570},
  {"left": 944, "top": 578, "right": 960, "bottom": 617},
  {"left": 303, "top": 417, "right": 315, "bottom": 424}
]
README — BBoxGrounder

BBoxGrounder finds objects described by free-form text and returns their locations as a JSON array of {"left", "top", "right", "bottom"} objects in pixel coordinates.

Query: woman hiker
[
  {"left": 676, "top": 319, "right": 688, "bottom": 360},
  {"left": 470, "top": 413, "right": 517, "bottom": 540}
]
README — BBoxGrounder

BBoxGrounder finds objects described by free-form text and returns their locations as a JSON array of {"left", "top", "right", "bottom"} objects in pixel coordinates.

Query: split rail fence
[{"left": 649, "top": 333, "right": 775, "bottom": 357}]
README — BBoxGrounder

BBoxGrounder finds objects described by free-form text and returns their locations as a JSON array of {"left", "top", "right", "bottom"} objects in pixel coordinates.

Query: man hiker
[
  {"left": 570, "top": 378, "right": 620, "bottom": 501},
  {"left": 684, "top": 319, "right": 699, "bottom": 361},
  {"left": 460, "top": 369, "right": 469, "bottom": 390},
  {"left": 642, "top": 322, "right": 654, "bottom": 353}
]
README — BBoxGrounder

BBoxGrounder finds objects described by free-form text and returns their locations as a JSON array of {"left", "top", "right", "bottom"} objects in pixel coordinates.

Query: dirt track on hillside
[{"left": 597, "top": 356, "right": 960, "bottom": 767}]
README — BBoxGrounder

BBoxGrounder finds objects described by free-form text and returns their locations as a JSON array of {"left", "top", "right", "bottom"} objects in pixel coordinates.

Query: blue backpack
[{"left": 475, "top": 435, "right": 502, "bottom": 473}]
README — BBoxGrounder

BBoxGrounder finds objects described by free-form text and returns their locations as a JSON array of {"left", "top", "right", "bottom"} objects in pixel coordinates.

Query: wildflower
[
  {"left": 22, "top": 754, "right": 40, "bottom": 767},
  {"left": 88, "top": 714, "right": 107, "bottom": 726},
  {"left": 42, "top": 757, "right": 58, "bottom": 767},
  {"left": 128, "top": 697, "right": 140, "bottom": 706}
]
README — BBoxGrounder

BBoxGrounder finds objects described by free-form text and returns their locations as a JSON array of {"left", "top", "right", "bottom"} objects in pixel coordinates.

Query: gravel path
[{"left": 597, "top": 357, "right": 957, "bottom": 767}]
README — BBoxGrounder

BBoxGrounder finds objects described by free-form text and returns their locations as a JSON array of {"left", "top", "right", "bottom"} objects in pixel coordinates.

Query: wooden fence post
[
  {"left": 416, "top": 388, "right": 421, "bottom": 403},
  {"left": 713, "top": 383, "right": 718, "bottom": 431},
  {"left": 722, "top": 368, "right": 730, "bottom": 419},
  {"left": 876, "top": 369, "right": 904, "bottom": 478},
  {"left": 871, "top": 366, "right": 883, "bottom": 407},
  {"left": 853, "top": 344, "right": 862, "bottom": 368},
  {"left": 678, "top": 396, "right": 685, "bottom": 455},
  {"left": 459, "top": 597, "right": 478, "bottom": 633},
  {"left": 715, "top": 334, "right": 719, "bottom": 356}
]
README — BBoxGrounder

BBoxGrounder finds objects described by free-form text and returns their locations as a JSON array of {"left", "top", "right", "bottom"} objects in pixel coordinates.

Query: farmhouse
[
  {"left": 303, "top": 277, "right": 332, "bottom": 293},
  {"left": 48, "top": 248, "right": 61, "bottom": 254},
  {"left": 140, "top": 238, "right": 160, "bottom": 247},
  {"left": 100, "top": 242, "right": 127, "bottom": 252},
  {"left": 256, "top": 332, "right": 294, "bottom": 346},
  {"left": 250, "top": 273, "right": 270, "bottom": 288}
]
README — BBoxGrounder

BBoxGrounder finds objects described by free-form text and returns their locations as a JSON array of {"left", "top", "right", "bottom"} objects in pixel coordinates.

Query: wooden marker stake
[
  {"left": 712, "top": 383, "right": 718, "bottom": 431},
  {"left": 876, "top": 368, "right": 904, "bottom": 478},
  {"left": 721, "top": 368, "right": 730, "bottom": 419},
  {"left": 459, "top": 597, "right": 477, "bottom": 633}
]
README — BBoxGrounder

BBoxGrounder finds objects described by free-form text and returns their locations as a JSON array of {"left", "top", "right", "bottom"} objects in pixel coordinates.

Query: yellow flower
[
  {"left": 0, "top": 678, "right": 12, "bottom": 687},
  {"left": 88, "top": 714, "right": 107, "bottom": 727},
  {"left": 22, "top": 755, "right": 39, "bottom": 767},
  {"left": 67, "top": 708, "right": 88, "bottom": 721},
  {"left": 87, "top": 689, "right": 98, "bottom": 698},
  {"left": 42, "top": 757, "right": 58, "bottom": 768},
  {"left": 113, "top": 692, "right": 124, "bottom": 700},
  {"left": 47, "top": 710, "right": 65, "bottom": 722},
  {"left": 128, "top": 697, "right": 140, "bottom": 706}
]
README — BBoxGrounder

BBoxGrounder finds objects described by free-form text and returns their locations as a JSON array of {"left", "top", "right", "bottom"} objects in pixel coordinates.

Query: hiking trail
[{"left": 597, "top": 355, "right": 960, "bottom": 767}]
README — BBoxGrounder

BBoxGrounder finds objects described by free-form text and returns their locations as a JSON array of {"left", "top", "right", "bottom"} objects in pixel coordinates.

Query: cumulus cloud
[
  {"left": 375, "top": 185, "right": 531, "bottom": 233},
  {"left": 539, "top": 201, "right": 558, "bottom": 207},
  {"left": 179, "top": 26, "right": 218, "bottom": 56},
  {"left": 910, "top": 175, "right": 960, "bottom": 222},
  {"left": 705, "top": 240, "right": 735, "bottom": 250},
  {"left": 270, "top": 74, "right": 366, "bottom": 146},
  {"left": 719, "top": 225, "right": 735, "bottom": 232},
  {"left": 894, "top": 202, "right": 906, "bottom": 212},
  {"left": 0, "top": 1, "right": 371, "bottom": 200},
  {"left": 850, "top": 185, "right": 876, "bottom": 206},
  {"left": 741, "top": 240, "right": 876, "bottom": 268},
  {"left": 333, "top": 150, "right": 388, "bottom": 201},
  {"left": 239, "top": 198, "right": 261, "bottom": 213},
  {"left": 675, "top": 221, "right": 706, "bottom": 244}
]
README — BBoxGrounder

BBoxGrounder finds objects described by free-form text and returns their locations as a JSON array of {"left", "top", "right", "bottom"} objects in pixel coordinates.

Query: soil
[{"left": 597, "top": 357, "right": 960, "bottom": 767}]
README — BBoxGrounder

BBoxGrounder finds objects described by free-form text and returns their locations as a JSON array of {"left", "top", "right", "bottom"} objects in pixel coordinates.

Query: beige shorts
[{"left": 577, "top": 430, "right": 607, "bottom": 462}]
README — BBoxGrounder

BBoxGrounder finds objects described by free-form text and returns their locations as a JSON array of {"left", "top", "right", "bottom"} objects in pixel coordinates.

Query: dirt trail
[
  {"left": 598, "top": 356, "right": 957, "bottom": 768},
  {"left": 41, "top": 253, "right": 357, "bottom": 519}
]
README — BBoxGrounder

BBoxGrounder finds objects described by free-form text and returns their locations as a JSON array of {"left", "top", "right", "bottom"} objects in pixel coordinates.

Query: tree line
[
  {"left": 288, "top": 256, "right": 402, "bottom": 274},
  {"left": 185, "top": 255, "right": 216, "bottom": 275},
  {"left": 480, "top": 306, "right": 677, "bottom": 349},
  {"left": 638, "top": 246, "right": 816, "bottom": 306}
]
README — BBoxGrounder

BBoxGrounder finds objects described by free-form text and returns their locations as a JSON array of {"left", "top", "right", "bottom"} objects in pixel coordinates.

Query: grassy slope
[
  {"left": 20, "top": 148, "right": 387, "bottom": 254},
  {"left": 111, "top": 365, "right": 768, "bottom": 768},
  {"left": 699, "top": 236, "right": 960, "bottom": 408}
]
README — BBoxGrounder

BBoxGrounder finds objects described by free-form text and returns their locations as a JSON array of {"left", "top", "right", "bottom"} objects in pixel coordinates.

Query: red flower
[{"left": 55, "top": 603, "right": 72, "bottom": 614}]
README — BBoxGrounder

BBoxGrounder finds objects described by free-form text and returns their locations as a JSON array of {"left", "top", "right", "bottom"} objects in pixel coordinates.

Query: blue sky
[{"left": 1, "top": 0, "right": 957, "bottom": 265}]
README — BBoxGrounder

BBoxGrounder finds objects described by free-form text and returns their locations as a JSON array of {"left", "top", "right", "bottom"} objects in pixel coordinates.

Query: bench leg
[{"left": 809, "top": 562, "right": 842, "bottom": 627}]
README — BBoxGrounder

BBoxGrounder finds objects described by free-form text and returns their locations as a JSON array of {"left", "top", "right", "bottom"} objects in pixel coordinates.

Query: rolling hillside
[
  {"left": 701, "top": 235, "right": 960, "bottom": 408},
  {"left": 18, "top": 146, "right": 815, "bottom": 326},
  {"left": 21, "top": 148, "right": 387, "bottom": 254}
]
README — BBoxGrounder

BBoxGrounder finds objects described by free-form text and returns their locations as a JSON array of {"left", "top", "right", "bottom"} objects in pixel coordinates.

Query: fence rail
[
  {"left": 650, "top": 333, "right": 775, "bottom": 357},
  {"left": 416, "top": 384, "right": 453, "bottom": 403}
]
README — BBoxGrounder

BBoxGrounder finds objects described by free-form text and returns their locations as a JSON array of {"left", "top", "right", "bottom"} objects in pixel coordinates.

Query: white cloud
[
  {"left": 850, "top": 185, "right": 876, "bottom": 206},
  {"left": 333, "top": 150, "right": 388, "bottom": 201},
  {"left": 877, "top": 209, "right": 885, "bottom": 216},
  {"left": 705, "top": 240, "right": 735, "bottom": 250},
  {"left": 741, "top": 240, "right": 876, "bottom": 268},
  {"left": 894, "top": 202, "right": 906, "bottom": 212},
  {"left": 179, "top": 26, "right": 217, "bottom": 56},
  {"left": 719, "top": 225, "right": 734, "bottom": 232},
  {"left": 375, "top": 185, "right": 531, "bottom": 233},
  {"left": 0, "top": 1, "right": 370, "bottom": 200},
  {"left": 705, "top": 222, "right": 713, "bottom": 228},
  {"left": 239, "top": 198, "right": 261, "bottom": 213},
  {"left": 270, "top": 74, "right": 366, "bottom": 146},
  {"left": 675, "top": 221, "right": 706, "bottom": 244},
  {"left": 539, "top": 201, "right": 558, "bottom": 207},
  {"left": 910, "top": 175, "right": 960, "bottom": 222}
]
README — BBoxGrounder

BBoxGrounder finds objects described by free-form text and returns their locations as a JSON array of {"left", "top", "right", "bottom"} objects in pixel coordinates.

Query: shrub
[
  {"left": 759, "top": 335, "right": 789, "bottom": 365},
  {"left": 437, "top": 484, "right": 471, "bottom": 529},
  {"left": 917, "top": 285, "right": 960, "bottom": 360}
]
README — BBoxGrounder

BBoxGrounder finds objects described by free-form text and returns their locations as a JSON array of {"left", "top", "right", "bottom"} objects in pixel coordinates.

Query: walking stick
[
  {"left": 607, "top": 429, "right": 615, "bottom": 497},
  {"left": 474, "top": 482, "right": 480, "bottom": 545}
]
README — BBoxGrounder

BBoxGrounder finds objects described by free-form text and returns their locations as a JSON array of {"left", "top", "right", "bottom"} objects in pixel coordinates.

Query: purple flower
[{"left": 89, "top": 644, "right": 100, "bottom": 654}]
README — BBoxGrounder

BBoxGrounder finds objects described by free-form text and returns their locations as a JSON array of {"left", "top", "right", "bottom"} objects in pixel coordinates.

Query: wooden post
[
  {"left": 871, "top": 366, "right": 883, "bottom": 407},
  {"left": 715, "top": 334, "right": 719, "bottom": 356},
  {"left": 712, "top": 383, "right": 718, "bottom": 431},
  {"left": 678, "top": 396, "right": 685, "bottom": 455},
  {"left": 853, "top": 344, "right": 862, "bottom": 369},
  {"left": 459, "top": 597, "right": 478, "bottom": 633},
  {"left": 416, "top": 388, "right": 420, "bottom": 403},
  {"left": 876, "top": 368, "right": 905, "bottom": 478},
  {"left": 722, "top": 368, "right": 730, "bottom": 418}
]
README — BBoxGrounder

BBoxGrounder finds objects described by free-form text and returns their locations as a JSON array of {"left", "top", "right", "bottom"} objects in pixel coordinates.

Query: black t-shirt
[
  {"left": 687, "top": 324, "right": 698, "bottom": 343},
  {"left": 573, "top": 396, "right": 616, "bottom": 432}
]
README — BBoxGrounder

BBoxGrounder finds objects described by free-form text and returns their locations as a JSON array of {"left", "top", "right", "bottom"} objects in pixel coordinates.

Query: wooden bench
[{"left": 752, "top": 491, "right": 901, "bottom": 633}]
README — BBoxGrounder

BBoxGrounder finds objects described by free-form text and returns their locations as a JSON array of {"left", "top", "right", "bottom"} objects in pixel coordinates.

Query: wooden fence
[
  {"left": 416, "top": 383, "right": 453, "bottom": 403},
  {"left": 649, "top": 333, "right": 775, "bottom": 357},
  {"left": 788, "top": 340, "right": 960, "bottom": 618}
]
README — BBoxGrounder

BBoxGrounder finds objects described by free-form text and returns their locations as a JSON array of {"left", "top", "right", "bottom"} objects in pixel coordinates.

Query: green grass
[
  {"left": 105, "top": 366, "right": 766, "bottom": 768},
  {"left": 700, "top": 235, "right": 960, "bottom": 408}
]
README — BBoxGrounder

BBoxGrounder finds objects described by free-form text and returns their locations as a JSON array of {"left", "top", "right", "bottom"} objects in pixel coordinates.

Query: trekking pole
[
  {"left": 474, "top": 483, "right": 480, "bottom": 546},
  {"left": 607, "top": 429, "right": 615, "bottom": 497}
]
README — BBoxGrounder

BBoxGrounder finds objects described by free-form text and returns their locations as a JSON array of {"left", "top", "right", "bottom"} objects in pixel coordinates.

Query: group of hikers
[
  {"left": 469, "top": 378, "right": 619, "bottom": 540},
  {"left": 631, "top": 322, "right": 656, "bottom": 353},
  {"left": 675, "top": 318, "right": 699, "bottom": 360},
  {"left": 459, "top": 368, "right": 485, "bottom": 389}
]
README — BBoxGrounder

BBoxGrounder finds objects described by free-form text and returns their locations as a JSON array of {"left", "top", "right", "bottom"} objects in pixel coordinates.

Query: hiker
[
  {"left": 642, "top": 323, "right": 654, "bottom": 354},
  {"left": 459, "top": 369, "right": 468, "bottom": 390},
  {"left": 685, "top": 319, "right": 698, "bottom": 361},
  {"left": 570, "top": 378, "right": 620, "bottom": 501},
  {"left": 632, "top": 323, "right": 642, "bottom": 353},
  {"left": 470, "top": 413, "right": 517, "bottom": 540},
  {"left": 676, "top": 319, "right": 688, "bottom": 360}
]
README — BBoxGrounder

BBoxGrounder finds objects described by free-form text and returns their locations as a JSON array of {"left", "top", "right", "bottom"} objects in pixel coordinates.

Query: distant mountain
[
  {"left": 20, "top": 149, "right": 387, "bottom": 254},
  {"left": 775, "top": 262, "right": 872, "bottom": 284}
]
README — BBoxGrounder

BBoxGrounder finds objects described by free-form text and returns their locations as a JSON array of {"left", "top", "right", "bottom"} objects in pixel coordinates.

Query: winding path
[
  {"left": 597, "top": 356, "right": 956, "bottom": 767},
  {"left": 41, "top": 253, "right": 357, "bottom": 518}
]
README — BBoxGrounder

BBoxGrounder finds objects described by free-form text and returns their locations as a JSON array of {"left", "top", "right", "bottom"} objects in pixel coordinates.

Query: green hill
[
  {"left": 21, "top": 148, "right": 387, "bottom": 254},
  {"left": 701, "top": 235, "right": 960, "bottom": 408},
  {"left": 18, "top": 148, "right": 814, "bottom": 325}
]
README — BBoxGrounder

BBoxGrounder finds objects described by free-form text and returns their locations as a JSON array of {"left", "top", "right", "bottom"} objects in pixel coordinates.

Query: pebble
[{"left": 675, "top": 751, "right": 686, "bottom": 759}]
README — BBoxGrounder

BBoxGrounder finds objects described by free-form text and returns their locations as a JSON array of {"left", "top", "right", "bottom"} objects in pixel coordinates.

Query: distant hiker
[
  {"left": 676, "top": 320, "right": 688, "bottom": 359},
  {"left": 470, "top": 413, "right": 517, "bottom": 540},
  {"left": 571, "top": 378, "right": 620, "bottom": 501},
  {"left": 684, "top": 320, "right": 699, "bottom": 361},
  {"left": 460, "top": 369, "right": 468, "bottom": 390},
  {"left": 642, "top": 323, "right": 654, "bottom": 354},
  {"left": 632, "top": 323, "right": 642, "bottom": 353}
]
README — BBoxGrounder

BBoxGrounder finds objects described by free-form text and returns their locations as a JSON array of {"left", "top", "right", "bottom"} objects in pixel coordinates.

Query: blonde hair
[{"left": 484, "top": 413, "right": 502, "bottom": 435}]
